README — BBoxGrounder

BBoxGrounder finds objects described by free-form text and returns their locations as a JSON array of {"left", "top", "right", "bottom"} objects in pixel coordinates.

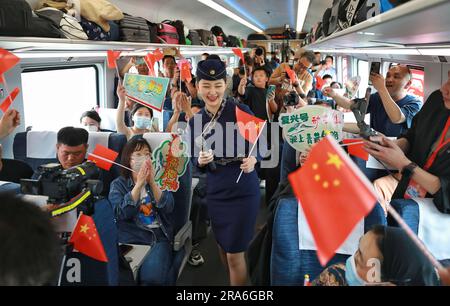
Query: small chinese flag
[
  {"left": 315, "top": 76, "right": 325, "bottom": 90},
  {"left": 285, "top": 66, "right": 297, "bottom": 83},
  {"left": 180, "top": 60, "right": 192, "bottom": 83},
  {"left": 88, "top": 144, "right": 119, "bottom": 171},
  {"left": 235, "top": 106, "right": 266, "bottom": 144},
  {"left": 144, "top": 52, "right": 156, "bottom": 77},
  {"left": 107, "top": 50, "right": 121, "bottom": 69},
  {"left": 0, "top": 87, "right": 20, "bottom": 112},
  {"left": 69, "top": 213, "right": 108, "bottom": 262},
  {"left": 0, "top": 49, "right": 20, "bottom": 75},
  {"left": 153, "top": 48, "right": 164, "bottom": 62},
  {"left": 288, "top": 136, "right": 377, "bottom": 266},
  {"left": 343, "top": 138, "right": 369, "bottom": 161},
  {"left": 232, "top": 48, "right": 245, "bottom": 65}
]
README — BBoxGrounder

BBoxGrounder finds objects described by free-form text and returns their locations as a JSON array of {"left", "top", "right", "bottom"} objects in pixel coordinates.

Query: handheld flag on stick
[
  {"left": 285, "top": 66, "right": 297, "bottom": 84},
  {"left": 232, "top": 48, "right": 245, "bottom": 65},
  {"left": 180, "top": 59, "right": 192, "bottom": 83},
  {"left": 153, "top": 48, "right": 164, "bottom": 62},
  {"left": 144, "top": 52, "right": 156, "bottom": 77},
  {"left": 107, "top": 50, "right": 122, "bottom": 81},
  {"left": 69, "top": 213, "right": 108, "bottom": 262},
  {"left": 87, "top": 144, "right": 119, "bottom": 171},
  {"left": 0, "top": 49, "right": 20, "bottom": 76},
  {"left": 342, "top": 138, "right": 368, "bottom": 161},
  {"left": 235, "top": 107, "right": 266, "bottom": 183},
  {"left": 0, "top": 87, "right": 20, "bottom": 113},
  {"left": 288, "top": 136, "right": 377, "bottom": 266}
]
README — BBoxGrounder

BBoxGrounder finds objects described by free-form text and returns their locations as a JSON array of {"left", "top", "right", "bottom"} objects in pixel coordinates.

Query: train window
[
  {"left": 21, "top": 66, "right": 98, "bottom": 131},
  {"left": 357, "top": 60, "right": 369, "bottom": 98}
]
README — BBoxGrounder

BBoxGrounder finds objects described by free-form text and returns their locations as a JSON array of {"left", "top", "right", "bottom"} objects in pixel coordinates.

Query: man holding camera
[
  {"left": 315, "top": 55, "right": 337, "bottom": 81},
  {"left": 323, "top": 65, "right": 422, "bottom": 137},
  {"left": 269, "top": 50, "right": 315, "bottom": 100}
]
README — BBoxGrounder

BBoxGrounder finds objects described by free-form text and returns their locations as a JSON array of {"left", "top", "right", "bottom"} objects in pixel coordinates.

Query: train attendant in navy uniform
[{"left": 187, "top": 58, "right": 261, "bottom": 285}]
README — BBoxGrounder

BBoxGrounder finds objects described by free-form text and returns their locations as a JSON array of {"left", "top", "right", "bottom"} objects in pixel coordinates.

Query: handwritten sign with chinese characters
[
  {"left": 279, "top": 106, "right": 344, "bottom": 152},
  {"left": 152, "top": 135, "right": 189, "bottom": 192},
  {"left": 123, "top": 73, "right": 170, "bottom": 112}
]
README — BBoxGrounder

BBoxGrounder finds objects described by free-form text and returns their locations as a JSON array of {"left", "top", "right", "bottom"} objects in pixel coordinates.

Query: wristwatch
[{"left": 401, "top": 162, "right": 418, "bottom": 178}]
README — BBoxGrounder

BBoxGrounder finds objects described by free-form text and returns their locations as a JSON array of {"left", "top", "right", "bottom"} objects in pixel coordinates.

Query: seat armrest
[
  {"left": 173, "top": 221, "right": 192, "bottom": 252},
  {"left": 119, "top": 243, "right": 152, "bottom": 281}
]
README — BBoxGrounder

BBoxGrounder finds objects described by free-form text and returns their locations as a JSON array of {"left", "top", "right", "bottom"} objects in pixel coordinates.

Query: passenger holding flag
[{"left": 187, "top": 59, "right": 262, "bottom": 285}]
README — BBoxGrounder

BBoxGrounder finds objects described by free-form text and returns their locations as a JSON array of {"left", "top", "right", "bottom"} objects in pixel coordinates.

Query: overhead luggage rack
[
  {"left": 305, "top": 0, "right": 450, "bottom": 52},
  {"left": 0, "top": 36, "right": 250, "bottom": 56}
]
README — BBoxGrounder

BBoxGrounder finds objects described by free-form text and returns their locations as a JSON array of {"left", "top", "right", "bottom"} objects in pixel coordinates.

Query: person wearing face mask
[
  {"left": 80, "top": 109, "right": 114, "bottom": 132},
  {"left": 116, "top": 83, "right": 159, "bottom": 140},
  {"left": 312, "top": 225, "right": 440, "bottom": 286},
  {"left": 109, "top": 137, "right": 176, "bottom": 285}
]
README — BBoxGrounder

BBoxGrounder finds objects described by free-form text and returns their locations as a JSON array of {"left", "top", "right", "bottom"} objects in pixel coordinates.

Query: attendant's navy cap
[{"left": 196, "top": 59, "right": 227, "bottom": 81}]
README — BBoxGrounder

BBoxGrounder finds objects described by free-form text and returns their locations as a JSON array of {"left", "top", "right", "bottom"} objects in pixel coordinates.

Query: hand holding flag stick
[
  {"left": 107, "top": 50, "right": 122, "bottom": 82},
  {"left": 235, "top": 107, "right": 267, "bottom": 183},
  {"left": 236, "top": 120, "right": 266, "bottom": 183}
]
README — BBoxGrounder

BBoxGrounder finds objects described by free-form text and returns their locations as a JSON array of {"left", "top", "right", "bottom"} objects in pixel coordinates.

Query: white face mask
[
  {"left": 82, "top": 125, "right": 99, "bottom": 132},
  {"left": 133, "top": 115, "right": 152, "bottom": 130},
  {"left": 131, "top": 155, "right": 149, "bottom": 172}
]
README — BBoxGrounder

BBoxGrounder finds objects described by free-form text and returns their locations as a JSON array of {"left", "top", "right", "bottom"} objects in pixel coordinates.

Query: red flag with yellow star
[
  {"left": 107, "top": 50, "right": 121, "bottom": 69},
  {"left": 69, "top": 213, "right": 108, "bottom": 262},
  {"left": 235, "top": 106, "right": 266, "bottom": 144},
  {"left": 180, "top": 60, "right": 192, "bottom": 83},
  {"left": 288, "top": 135, "right": 376, "bottom": 266}
]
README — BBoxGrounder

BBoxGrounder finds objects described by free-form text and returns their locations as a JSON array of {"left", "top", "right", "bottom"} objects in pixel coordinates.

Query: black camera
[
  {"left": 20, "top": 161, "right": 103, "bottom": 215},
  {"left": 283, "top": 91, "right": 300, "bottom": 107},
  {"left": 320, "top": 60, "right": 326, "bottom": 65},
  {"left": 255, "top": 47, "right": 264, "bottom": 57}
]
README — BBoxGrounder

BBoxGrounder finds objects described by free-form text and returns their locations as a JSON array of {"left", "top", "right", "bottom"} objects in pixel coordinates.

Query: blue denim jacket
[{"left": 108, "top": 176, "right": 174, "bottom": 245}]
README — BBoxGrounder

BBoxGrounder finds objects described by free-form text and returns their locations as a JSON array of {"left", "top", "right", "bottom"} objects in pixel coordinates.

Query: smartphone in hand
[
  {"left": 267, "top": 84, "right": 276, "bottom": 97},
  {"left": 370, "top": 62, "right": 381, "bottom": 75}
]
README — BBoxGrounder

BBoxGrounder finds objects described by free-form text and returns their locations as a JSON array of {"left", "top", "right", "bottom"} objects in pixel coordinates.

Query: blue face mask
[
  {"left": 345, "top": 254, "right": 366, "bottom": 286},
  {"left": 134, "top": 116, "right": 152, "bottom": 130}
]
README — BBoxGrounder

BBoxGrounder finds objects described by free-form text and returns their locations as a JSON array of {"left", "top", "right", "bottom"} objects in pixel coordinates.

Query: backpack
[
  {"left": 187, "top": 30, "right": 201, "bottom": 45},
  {"left": 161, "top": 20, "right": 186, "bottom": 44},
  {"left": 211, "top": 25, "right": 229, "bottom": 45},
  {"left": 338, "top": 0, "right": 364, "bottom": 29},
  {"left": 354, "top": 0, "right": 394, "bottom": 24},
  {"left": 35, "top": 7, "right": 88, "bottom": 40},
  {"left": 80, "top": 17, "right": 111, "bottom": 41},
  {"left": 0, "top": 0, "right": 63, "bottom": 38},
  {"left": 227, "top": 35, "right": 241, "bottom": 47},
  {"left": 322, "top": 7, "right": 332, "bottom": 37}
]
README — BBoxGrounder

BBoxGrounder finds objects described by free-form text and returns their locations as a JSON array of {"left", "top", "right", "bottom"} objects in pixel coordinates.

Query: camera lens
[{"left": 255, "top": 48, "right": 263, "bottom": 57}]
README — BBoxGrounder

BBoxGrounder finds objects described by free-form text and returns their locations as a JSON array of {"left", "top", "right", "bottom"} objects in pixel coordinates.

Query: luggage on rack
[
  {"left": 211, "top": 25, "right": 228, "bottom": 45},
  {"left": 157, "top": 22, "right": 179, "bottom": 44},
  {"left": 119, "top": 14, "right": 150, "bottom": 42},
  {"left": 187, "top": 30, "right": 201, "bottom": 45},
  {"left": 195, "top": 29, "right": 215, "bottom": 46},
  {"left": 354, "top": 0, "right": 394, "bottom": 24},
  {"left": 322, "top": 7, "right": 332, "bottom": 37},
  {"left": 327, "top": 0, "right": 341, "bottom": 36},
  {"left": 146, "top": 21, "right": 160, "bottom": 43},
  {"left": 227, "top": 35, "right": 241, "bottom": 47},
  {"left": 160, "top": 20, "right": 184, "bottom": 44},
  {"left": 247, "top": 33, "right": 271, "bottom": 41},
  {"left": 80, "top": 17, "right": 111, "bottom": 41},
  {"left": 0, "top": 0, "right": 63, "bottom": 38}
]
